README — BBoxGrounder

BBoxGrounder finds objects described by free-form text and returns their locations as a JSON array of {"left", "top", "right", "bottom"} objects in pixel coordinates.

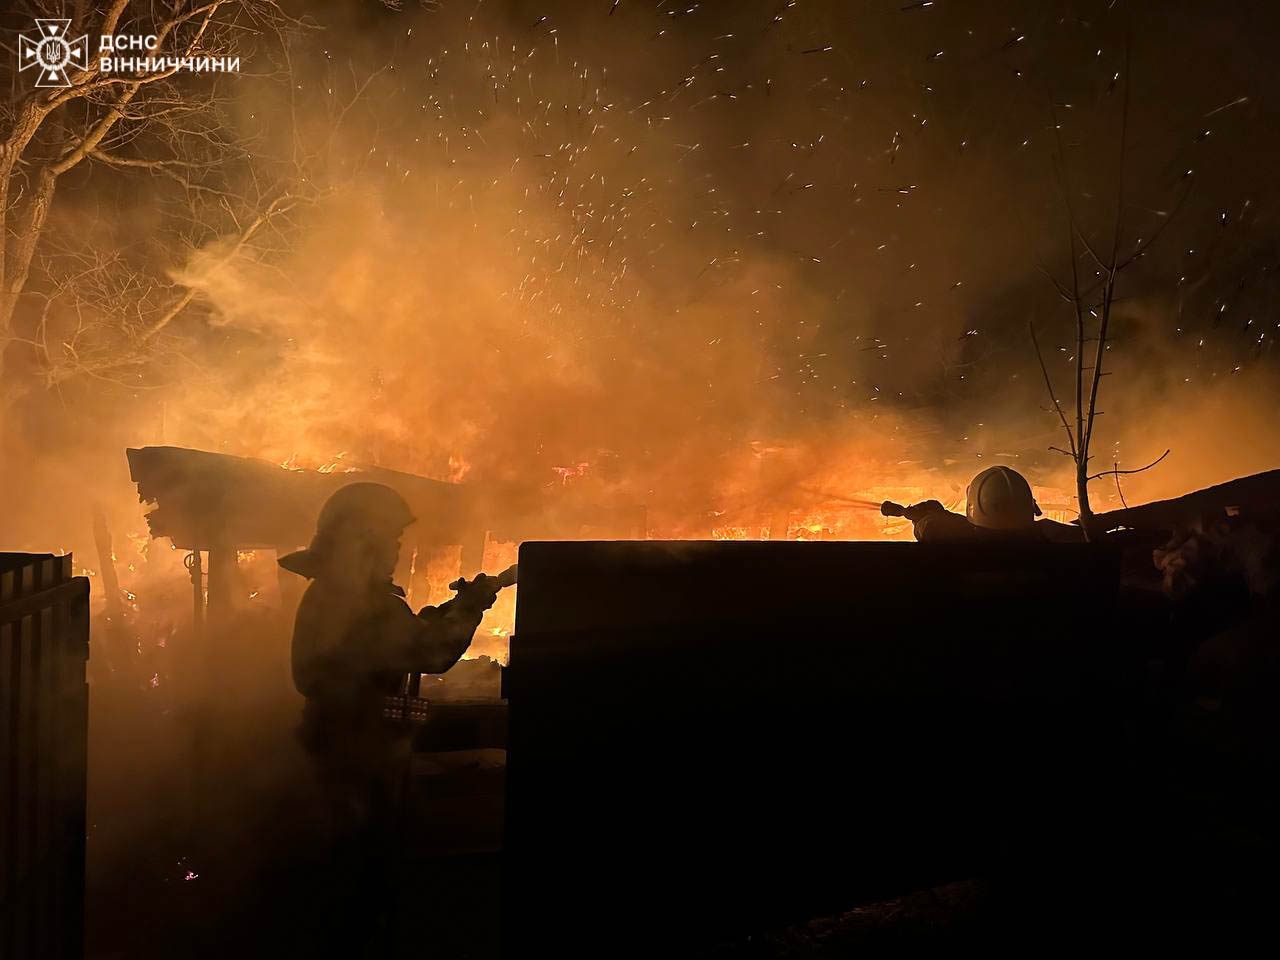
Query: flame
[
  {"left": 551, "top": 462, "right": 590, "bottom": 484},
  {"left": 447, "top": 455, "right": 472, "bottom": 483},
  {"left": 280, "top": 450, "right": 360, "bottom": 474},
  {"left": 108, "top": 435, "right": 1081, "bottom": 669}
]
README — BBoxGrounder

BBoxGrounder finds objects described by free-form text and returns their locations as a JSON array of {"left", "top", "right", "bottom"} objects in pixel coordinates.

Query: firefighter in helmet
[
  {"left": 882, "top": 465, "right": 1080, "bottom": 542},
  {"left": 278, "top": 481, "right": 512, "bottom": 819}
]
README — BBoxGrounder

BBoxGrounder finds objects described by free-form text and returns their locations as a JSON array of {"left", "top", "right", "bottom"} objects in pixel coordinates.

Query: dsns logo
[{"left": 19, "top": 19, "right": 89, "bottom": 88}]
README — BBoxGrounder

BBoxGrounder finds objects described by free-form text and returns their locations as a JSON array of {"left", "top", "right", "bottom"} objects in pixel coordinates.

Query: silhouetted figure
[
  {"left": 277, "top": 482, "right": 512, "bottom": 947},
  {"left": 882, "top": 466, "right": 1082, "bottom": 542}
]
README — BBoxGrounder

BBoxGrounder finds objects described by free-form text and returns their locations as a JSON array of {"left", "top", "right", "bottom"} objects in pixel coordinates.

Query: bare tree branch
[
  {"left": 1029, "top": 317, "right": 1077, "bottom": 458},
  {"left": 142, "top": 190, "right": 306, "bottom": 340},
  {"left": 1033, "top": 34, "right": 1186, "bottom": 537},
  {"left": 1087, "top": 448, "right": 1171, "bottom": 482},
  {"left": 1113, "top": 462, "right": 1130, "bottom": 509},
  {"left": 0, "top": 1, "right": 317, "bottom": 405}
]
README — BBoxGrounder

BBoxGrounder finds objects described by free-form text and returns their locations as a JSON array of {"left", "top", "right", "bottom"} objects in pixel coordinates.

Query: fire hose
[{"left": 881, "top": 500, "right": 955, "bottom": 523}]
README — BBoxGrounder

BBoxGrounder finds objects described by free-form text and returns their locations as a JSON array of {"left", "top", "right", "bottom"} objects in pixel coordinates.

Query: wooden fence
[{"left": 1, "top": 553, "right": 90, "bottom": 959}]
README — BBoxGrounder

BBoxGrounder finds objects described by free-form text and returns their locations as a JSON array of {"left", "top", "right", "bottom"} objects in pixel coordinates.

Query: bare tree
[
  {"left": 1031, "top": 47, "right": 1184, "bottom": 538},
  {"left": 0, "top": 0, "right": 310, "bottom": 409}
]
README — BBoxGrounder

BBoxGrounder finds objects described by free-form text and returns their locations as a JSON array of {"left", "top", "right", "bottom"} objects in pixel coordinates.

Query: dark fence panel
[{"left": 0, "top": 554, "right": 90, "bottom": 960}]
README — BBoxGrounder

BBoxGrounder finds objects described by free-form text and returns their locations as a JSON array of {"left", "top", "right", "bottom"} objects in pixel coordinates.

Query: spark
[{"left": 1203, "top": 95, "right": 1249, "bottom": 117}]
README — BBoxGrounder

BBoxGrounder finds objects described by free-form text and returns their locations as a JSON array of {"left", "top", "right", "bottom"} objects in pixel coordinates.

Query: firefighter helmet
[
  {"left": 965, "top": 466, "right": 1041, "bottom": 531},
  {"left": 314, "top": 482, "right": 415, "bottom": 537},
  {"left": 279, "top": 482, "right": 414, "bottom": 579}
]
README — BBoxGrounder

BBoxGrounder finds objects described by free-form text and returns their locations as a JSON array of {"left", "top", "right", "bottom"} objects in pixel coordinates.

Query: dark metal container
[{"left": 504, "top": 540, "right": 1122, "bottom": 955}]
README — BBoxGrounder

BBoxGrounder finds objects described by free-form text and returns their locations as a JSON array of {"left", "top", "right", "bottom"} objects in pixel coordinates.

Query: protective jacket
[
  {"left": 910, "top": 502, "right": 1084, "bottom": 543},
  {"left": 292, "top": 578, "right": 487, "bottom": 706}
]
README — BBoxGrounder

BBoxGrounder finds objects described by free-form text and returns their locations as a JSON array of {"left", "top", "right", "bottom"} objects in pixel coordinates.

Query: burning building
[
  {"left": 2, "top": 0, "right": 1280, "bottom": 956},
  {"left": 125, "top": 444, "right": 645, "bottom": 655}
]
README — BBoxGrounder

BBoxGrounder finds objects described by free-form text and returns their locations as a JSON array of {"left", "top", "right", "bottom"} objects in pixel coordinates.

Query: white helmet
[{"left": 965, "top": 466, "right": 1041, "bottom": 531}]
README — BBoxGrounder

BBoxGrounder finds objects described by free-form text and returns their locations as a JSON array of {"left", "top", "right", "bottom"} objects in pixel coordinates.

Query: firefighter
[
  {"left": 278, "top": 481, "right": 509, "bottom": 825},
  {"left": 882, "top": 465, "right": 1081, "bottom": 542}
]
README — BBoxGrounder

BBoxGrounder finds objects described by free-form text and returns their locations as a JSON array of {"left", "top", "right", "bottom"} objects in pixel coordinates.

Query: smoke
[
  {"left": 2, "top": 0, "right": 1277, "bottom": 562},
  {"left": 142, "top": 1, "right": 1272, "bottom": 531},
  {"left": 1094, "top": 309, "right": 1280, "bottom": 506},
  {"left": 132, "top": 4, "right": 1029, "bottom": 532}
]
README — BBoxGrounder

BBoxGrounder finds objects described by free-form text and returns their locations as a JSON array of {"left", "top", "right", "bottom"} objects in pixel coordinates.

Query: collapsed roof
[{"left": 126, "top": 445, "right": 645, "bottom": 550}]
